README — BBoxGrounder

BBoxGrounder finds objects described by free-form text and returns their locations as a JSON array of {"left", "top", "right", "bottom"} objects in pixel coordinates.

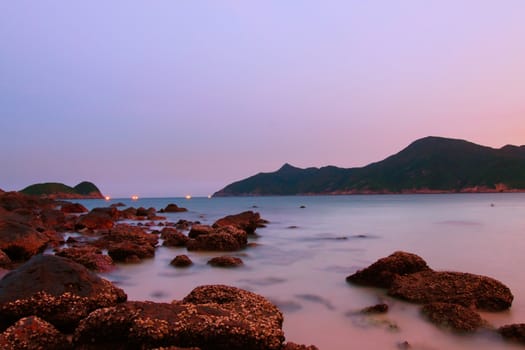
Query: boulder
[
  {"left": 207, "top": 256, "right": 243, "bottom": 267},
  {"left": 498, "top": 324, "right": 525, "bottom": 344},
  {"left": 161, "top": 228, "right": 189, "bottom": 247},
  {"left": 40, "top": 208, "right": 67, "bottom": 230},
  {"left": 108, "top": 242, "right": 155, "bottom": 263},
  {"left": 388, "top": 270, "right": 513, "bottom": 311},
  {"left": 187, "top": 226, "right": 247, "bottom": 252},
  {"left": 421, "top": 302, "right": 484, "bottom": 333},
  {"left": 75, "top": 211, "right": 114, "bottom": 231},
  {"left": 175, "top": 219, "right": 192, "bottom": 230},
  {"left": 61, "top": 202, "right": 88, "bottom": 214},
  {"left": 91, "top": 207, "right": 119, "bottom": 220},
  {"left": 0, "top": 220, "right": 49, "bottom": 261},
  {"left": 188, "top": 224, "right": 214, "bottom": 238},
  {"left": 213, "top": 211, "right": 266, "bottom": 234},
  {"left": 170, "top": 255, "right": 193, "bottom": 267},
  {"left": 55, "top": 246, "right": 114, "bottom": 272},
  {"left": 0, "top": 316, "right": 71, "bottom": 350},
  {"left": 95, "top": 224, "right": 158, "bottom": 248},
  {"left": 118, "top": 207, "right": 137, "bottom": 219},
  {"left": 74, "top": 285, "right": 284, "bottom": 350},
  {"left": 161, "top": 203, "right": 188, "bottom": 213},
  {"left": 346, "top": 251, "right": 431, "bottom": 288},
  {"left": 0, "top": 254, "right": 127, "bottom": 332}
]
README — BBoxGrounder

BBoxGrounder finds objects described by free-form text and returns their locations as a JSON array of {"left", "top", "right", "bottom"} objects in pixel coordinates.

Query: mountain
[
  {"left": 213, "top": 136, "right": 525, "bottom": 196},
  {"left": 20, "top": 181, "right": 104, "bottom": 199}
]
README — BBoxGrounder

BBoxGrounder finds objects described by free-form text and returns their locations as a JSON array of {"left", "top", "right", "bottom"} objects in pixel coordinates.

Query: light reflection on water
[{"left": 75, "top": 193, "right": 525, "bottom": 349}]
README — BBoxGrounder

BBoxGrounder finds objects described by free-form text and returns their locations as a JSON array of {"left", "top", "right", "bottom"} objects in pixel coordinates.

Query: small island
[{"left": 20, "top": 181, "right": 104, "bottom": 199}]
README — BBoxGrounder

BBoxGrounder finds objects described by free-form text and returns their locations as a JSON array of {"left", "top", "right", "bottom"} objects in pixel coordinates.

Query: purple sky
[{"left": 1, "top": 1, "right": 525, "bottom": 197}]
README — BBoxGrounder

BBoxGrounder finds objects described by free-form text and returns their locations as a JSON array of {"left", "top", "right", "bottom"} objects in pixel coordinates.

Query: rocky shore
[{"left": 0, "top": 190, "right": 316, "bottom": 349}]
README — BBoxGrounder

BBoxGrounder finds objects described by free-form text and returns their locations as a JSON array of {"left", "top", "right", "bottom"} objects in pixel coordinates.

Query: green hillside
[
  {"left": 20, "top": 181, "right": 103, "bottom": 198},
  {"left": 213, "top": 137, "right": 525, "bottom": 196}
]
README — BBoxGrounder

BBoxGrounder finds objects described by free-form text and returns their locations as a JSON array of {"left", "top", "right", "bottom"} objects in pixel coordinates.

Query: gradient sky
[{"left": 1, "top": 1, "right": 525, "bottom": 197}]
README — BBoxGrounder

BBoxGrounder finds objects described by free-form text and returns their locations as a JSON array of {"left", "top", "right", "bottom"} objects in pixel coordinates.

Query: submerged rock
[
  {"left": 161, "top": 228, "right": 189, "bottom": 247},
  {"left": 0, "top": 254, "right": 127, "bottom": 332},
  {"left": 161, "top": 203, "right": 188, "bottom": 213},
  {"left": 498, "top": 323, "right": 525, "bottom": 344},
  {"left": 170, "top": 255, "right": 193, "bottom": 267},
  {"left": 421, "top": 302, "right": 484, "bottom": 333},
  {"left": 74, "top": 285, "right": 285, "bottom": 350},
  {"left": 388, "top": 270, "right": 513, "bottom": 311},
  {"left": 0, "top": 316, "right": 70, "bottom": 350},
  {"left": 360, "top": 303, "right": 389, "bottom": 314},
  {"left": 346, "top": 251, "right": 430, "bottom": 288},
  {"left": 207, "top": 256, "right": 243, "bottom": 267}
]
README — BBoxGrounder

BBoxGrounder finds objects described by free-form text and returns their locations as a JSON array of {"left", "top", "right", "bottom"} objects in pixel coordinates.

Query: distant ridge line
[{"left": 213, "top": 136, "right": 525, "bottom": 197}]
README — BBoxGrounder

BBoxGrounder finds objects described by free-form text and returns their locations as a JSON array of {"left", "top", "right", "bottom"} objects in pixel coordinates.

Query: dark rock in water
[
  {"left": 170, "top": 255, "right": 193, "bottom": 267},
  {"left": 346, "top": 251, "right": 431, "bottom": 288},
  {"left": 207, "top": 256, "right": 243, "bottom": 267},
  {"left": 74, "top": 285, "right": 284, "bottom": 350},
  {"left": 498, "top": 323, "right": 525, "bottom": 344},
  {"left": 161, "top": 228, "right": 189, "bottom": 247},
  {"left": 161, "top": 203, "right": 188, "bottom": 213},
  {"left": 118, "top": 206, "right": 137, "bottom": 219},
  {"left": 55, "top": 246, "right": 114, "bottom": 272},
  {"left": 75, "top": 210, "right": 114, "bottom": 231},
  {"left": 0, "top": 254, "right": 127, "bottom": 332},
  {"left": 421, "top": 302, "right": 484, "bottom": 333},
  {"left": 187, "top": 226, "right": 247, "bottom": 252},
  {"left": 175, "top": 219, "right": 192, "bottom": 230},
  {"left": 213, "top": 211, "right": 266, "bottom": 234},
  {"left": 0, "top": 316, "right": 71, "bottom": 350},
  {"left": 61, "top": 202, "right": 88, "bottom": 214},
  {"left": 360, "top": 303, "right": 389, "bottom": 314},
  {"left": 95, "top": 224, "right": 158, "bottom": 249},
  {"left": 282, "top": 343, "right": 319, "bottom": 350},
  {"left": 110, "top": 202, "right": 126, "bottom": 208},
  {"left": 188, "top": 224, "right": 214, "bottom": 238},
  {"left": 0, "top": 220, "right": 49, "bottom": 261},
  {"left": 108, "top": 241, "right": 155, "bottom": 263},
  {"left": 388, "top": 270, "right": 513, "bottom": 311}
]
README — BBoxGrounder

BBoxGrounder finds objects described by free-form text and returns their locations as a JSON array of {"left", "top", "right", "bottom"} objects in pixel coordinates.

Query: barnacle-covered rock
[
  {"left": 0, "top": 316, "right": 70, "bottom": 350},
  {"left": 0, "top": 254, "right": 126, "bottom": 332}
]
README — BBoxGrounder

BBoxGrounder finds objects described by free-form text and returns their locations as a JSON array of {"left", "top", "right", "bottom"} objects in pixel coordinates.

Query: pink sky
[{"left": 1, "top": 1, "right": 524, "bottom": 197}]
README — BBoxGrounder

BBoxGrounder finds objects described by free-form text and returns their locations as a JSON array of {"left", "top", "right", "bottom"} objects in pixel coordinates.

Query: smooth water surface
[{"left": 77, "top": 194, "right": 525, "bottom": 349}]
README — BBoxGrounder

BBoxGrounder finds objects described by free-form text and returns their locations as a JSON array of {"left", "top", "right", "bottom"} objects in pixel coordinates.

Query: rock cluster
[{"left": 347, "top": 251, "right": 518, "bottom": 338}]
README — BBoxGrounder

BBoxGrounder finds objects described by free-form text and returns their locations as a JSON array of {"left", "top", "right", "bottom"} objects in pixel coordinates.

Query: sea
[{"left": 74, "top": 193, "right": 525, "bottom": 350}]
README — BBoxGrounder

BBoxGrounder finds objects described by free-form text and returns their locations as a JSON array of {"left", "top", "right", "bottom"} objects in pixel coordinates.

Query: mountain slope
[
  {"left": 20, "top": 181, "right": 104, "bottom": 199},
  {"left": 213, "top": 136, "right": 525, "bottom": 196}
]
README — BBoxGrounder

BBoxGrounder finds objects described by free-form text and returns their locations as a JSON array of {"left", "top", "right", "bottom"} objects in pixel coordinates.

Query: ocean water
[{"left": 76, "top": 194, "right": 525, "bottom": 349}]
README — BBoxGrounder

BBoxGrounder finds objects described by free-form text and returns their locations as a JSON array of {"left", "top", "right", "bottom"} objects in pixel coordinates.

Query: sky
[{"left": 1, "top": 1, "right": 525, "bottom": 197}]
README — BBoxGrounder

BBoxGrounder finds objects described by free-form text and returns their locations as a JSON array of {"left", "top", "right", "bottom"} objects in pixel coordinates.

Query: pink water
[{"left": 76, "top": 194, "right": 525, "bottom": 349}]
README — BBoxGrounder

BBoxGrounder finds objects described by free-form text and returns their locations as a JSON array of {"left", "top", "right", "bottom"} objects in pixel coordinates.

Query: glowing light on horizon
[
  {"left": 131, "top": 195, "right": 139, "bottom": 201},
  {"left": 185, "top": 195, "right": 192, "bottom": 200},
  {"left": 207, "top": 195, "right": 212, "bottom": 199},
  {"left": 104, "top": 195, "right": 111, "bottom": 201}
]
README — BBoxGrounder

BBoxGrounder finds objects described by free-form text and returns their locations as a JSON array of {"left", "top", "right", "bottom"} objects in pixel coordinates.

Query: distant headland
[
  {"left": 20, "top": 181, "right": 104, "bottom": 199},
  {"left": 213, "top": 136, "right": 525, "bottom": 196}
]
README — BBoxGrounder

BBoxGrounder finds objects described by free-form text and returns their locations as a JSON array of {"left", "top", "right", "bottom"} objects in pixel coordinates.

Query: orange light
[
  {"left": 104, "top": 196, "right": 111, "bottom": 201},
  {"left": 185, "top": 195, "right": 192, "bottom": 200},
  {"left": 131, "top": 195, "right": 139, "bottom": 201}
]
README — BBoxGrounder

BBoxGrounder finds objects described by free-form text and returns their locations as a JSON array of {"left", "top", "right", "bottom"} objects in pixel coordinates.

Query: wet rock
[
  {"left": 108, "top": 242, "right": 155, "bottom": 262},
  {"left": 74, "top": 285, "right": 284, "bottom": 350},
  {"left": 55, "top": 246, "right": 114, "bottom": 272},
  {"left": 0, "top": 220, "right": 49, "bottom": 261},
  {"left": 161, "top": 203, "right": 188, "bottom": 213},
  {"left": 187, "top": 226, "right": 247, "bottom": 252},
  {"left": 175, "top": 219, "right": 192, "bottom": 230},
  {"left": 360, "top": 303, "right": 389, "bottom": 314},
  {"left": 0, "top": 254, "right": 127, "bottom": 332},
  {"left": 421, "top": 302, "right": 484, "bottom": 333},
  {"left": 75, "top": 210, "right": 114, "bottom": 231},
  {"left": 170, "top": 255, "right": 193, "bottom": 267},
  {"left": 42, "top": 229, "right": 66, "bottom": 247},
  {"left": 207, "top": 256, "right": 244, "bottom": 267},
  {"left": 110, "top": 202, "right": 126, "bottom": 207},
  {"left": 61, "top": 202, "right": 88, "bottom": 214},
  {"left": 40, "top": 208, "right": 67, "bottom": 230},
  {"left": 346, "top": 251, "right": 431, "bottom": 288},
  {"left": 118, "top": 207, "right": 137, "bottom": 219},
  {"left": 281, "top": 343, "right": 319, "bottom": 350},
  {"left": 498, "top": 323, "right": 525, "bottom": 344},
  {"left": 91, "top": 207, "right": 120, "bottom": 220},
  {"left": 188, "top": 224, "right": 214, "bottom": 238},
  {"left": 161, "top": 228, "right": 189, "bottom": 247},
  {"left": 388, "top": 270, "right": 513, "bottom": 311},
  {"left": 213, "top": 211, "right": 266, "bottom": 234},
  {"left": 0, "top": 316, "right": 71, "bottom": 350},
  {"left": 97, "top": 224, "right": 158, "bottom": 262}
]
